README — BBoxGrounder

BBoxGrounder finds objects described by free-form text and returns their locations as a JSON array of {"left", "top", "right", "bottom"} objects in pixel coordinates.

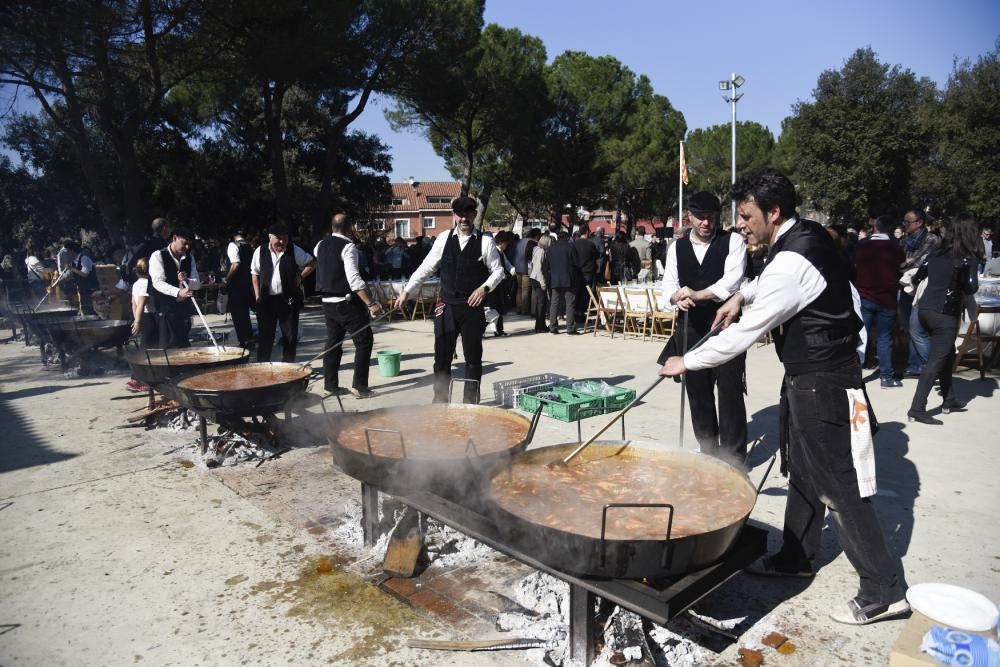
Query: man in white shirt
[
  {"left": 58, "top": 240, "right": 99, "bottom": 315},
  {"left": 314, "top": 213, "right": 383, "bottom": 397},
  {"left": 148, "top": 228, "right": 201, "bottom": 348},
  {"left": 660, "top": 168, "right": 907, "bottom": 627},
  {"left": 659, "top": 192, "right": 748, "bottom": 460},
  {"left": 250, "top": 223, "right": 316, "bottom": 362},
  {"left": 393, "top": 196, "right": 505, "bottom": 404}
]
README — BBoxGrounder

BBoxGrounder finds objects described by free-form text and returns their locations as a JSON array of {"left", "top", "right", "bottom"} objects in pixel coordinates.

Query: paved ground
[{"left": 1, "top": 305, "right": 997, "bottom": 666}]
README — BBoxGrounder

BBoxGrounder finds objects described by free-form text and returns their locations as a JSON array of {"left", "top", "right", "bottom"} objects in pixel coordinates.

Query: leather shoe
[
  {"left": 941, "top": 398, "right": 967, "bottom": 413},
  {"left": 567, "top": 330, "right": 581, "bottom": 336},
  {"left": 745, "top": 555, "right": 814, "bottom": 578},
  {"left": 907, "top": 410, "right": 942, "bottom": 425}
]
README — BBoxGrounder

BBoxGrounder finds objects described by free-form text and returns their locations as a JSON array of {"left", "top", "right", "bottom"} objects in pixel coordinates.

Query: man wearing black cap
[
  {"left": 314, "top": 212, "right": 383, "bottom": 398},
  {"left": 394, "top": 196, "right": 505, "bottom": 403},
  {"left": 660, "top": 191, "right": 748, "bottom": 460},
  {"left": 148, "top": 227, "right": 201, "bottom": 348},
  {"left": 250, "top": 223, "right": 316, "bottom": 362},
  {"left": 222, "top": 230, "right": 255, "bottom": 347},
  {"left": 660, "top": 169, "right": 906, "bottom": 626}
]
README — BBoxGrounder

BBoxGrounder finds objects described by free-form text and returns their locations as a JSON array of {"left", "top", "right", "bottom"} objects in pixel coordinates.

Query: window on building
[
  {"left": 372, "top": 219, "right": 385, "bottom": 231},
  {"left": 395, "top": 219, "right": 410, "bottom": 239},
  {"left": 422, "top": 216, "right": 435, "bottom": 229},
  {"left": 392, "top": 198, "right": 406, "bottom": 206},
  {"left": 426, "top": 196, "right": 451, "bottom": 204}
]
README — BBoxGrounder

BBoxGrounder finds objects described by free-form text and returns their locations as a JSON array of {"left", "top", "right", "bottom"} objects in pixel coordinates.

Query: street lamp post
[{"left": 719, "top": 73, "right": 745, "bottom": 226}]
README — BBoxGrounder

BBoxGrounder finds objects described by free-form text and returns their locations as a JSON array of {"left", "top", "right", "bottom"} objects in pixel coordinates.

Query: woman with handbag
[{"left": 906, "top": 217, "right": 982, "bottom": 424}]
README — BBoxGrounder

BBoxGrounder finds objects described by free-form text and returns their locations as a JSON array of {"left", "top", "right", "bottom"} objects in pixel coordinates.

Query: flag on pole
[{"left": 680, "top": 142, "right": 689, "bottom": 186}]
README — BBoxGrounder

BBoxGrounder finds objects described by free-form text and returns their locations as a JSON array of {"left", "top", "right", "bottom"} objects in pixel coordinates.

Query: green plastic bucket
[{"left": 376, "top": 349, "right": 402, "bottom": 377}]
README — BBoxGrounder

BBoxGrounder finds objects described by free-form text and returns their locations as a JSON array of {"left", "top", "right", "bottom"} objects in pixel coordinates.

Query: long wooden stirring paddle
[{"left": 548, "top": 322, "right": 725, "bottom": 469}]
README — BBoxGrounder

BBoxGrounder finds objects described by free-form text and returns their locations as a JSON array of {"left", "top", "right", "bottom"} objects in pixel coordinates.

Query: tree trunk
[{"left": 263, "top": 80, "right": 292, "bottom": 232}]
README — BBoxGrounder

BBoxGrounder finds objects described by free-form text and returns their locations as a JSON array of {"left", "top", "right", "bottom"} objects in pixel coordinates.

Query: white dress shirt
[
  {"left": 404, "top": 228, "right": 505, "bottom": 295},
  {"left": 250, "top": 244, "right": 313, "bottom": 295},
  {"left": 226, "top": 241, "right": 242, "bottom": 264},
  {"left": 662, "top": 230, "right": 746, "bottom": 302},
  {"left": 314, "top": 234, "right": 366, "bottom": 303},
  {"left": 685, "top": 217, "right": 864, "bottom": 371},
  {"left": 75, "top": 254, "right": 95, "bottom": 276},
  {"left": 149, "top": 247, "right": 201, "bottom": 298},
  {"left": 131, "top": 277, "right": 153, "bottom": 313}
]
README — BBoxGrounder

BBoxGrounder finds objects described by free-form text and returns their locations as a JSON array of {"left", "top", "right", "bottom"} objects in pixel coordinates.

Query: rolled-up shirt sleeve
[
  {"left": 149, "top": 249, "right": 178, "bottom": 298},
  {"left": 405, "top": 232, "right": 449, "bottom": 293},
  {"left": 481, "top": 236, "right": 506, "bottom": 292},
  {"left": 344, "top": 244, "right": 366, "bottom": 293},
  {"left": 186, "top": 262, "right": 201, "bottom": 291},
  {"left": 707, "top": 234, "right": 747, "bottom": 301},
  {"left": 683, "top": 252, "right": 827, "bottom": 371}
]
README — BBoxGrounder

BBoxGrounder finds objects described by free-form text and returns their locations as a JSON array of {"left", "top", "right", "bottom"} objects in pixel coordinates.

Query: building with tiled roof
[{"left": 370, "top": 180, "right": 462, "bottom": 241}]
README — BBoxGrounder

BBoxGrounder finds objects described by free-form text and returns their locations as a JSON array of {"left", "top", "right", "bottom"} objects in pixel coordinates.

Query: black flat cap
[
  {"left": 269, "top": 223, "right": 289, "bottom": 236},
  {"left": 451, "top": 196, "right": 478, "bottom": 214},
  {"left": 687, "top": 191, "right": 722, "bottom": 214}
]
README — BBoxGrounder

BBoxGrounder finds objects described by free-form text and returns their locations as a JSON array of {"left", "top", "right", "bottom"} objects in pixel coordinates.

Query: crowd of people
[{"left": 2, "top": 167, "right": 997, "bottom": 631}]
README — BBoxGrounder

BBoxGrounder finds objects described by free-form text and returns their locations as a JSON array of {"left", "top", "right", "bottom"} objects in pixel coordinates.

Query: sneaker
[
  {"left": 879, "top": 378, "right": 903, "bottom": 389},
  {"left": 907, "top": 410, "right": 942, "bottom": 425},
  {"left": 831, "top": 597, "right": 910, "bottom": 626},
  {"left": 745, "top": 555, "right": 814, "bottom": 578},
  {"left": 350, "top": 387, "right": 375, "bottom": 399},
  {"left": 941, "top": 398, "right": 967, "bottom": 414}
]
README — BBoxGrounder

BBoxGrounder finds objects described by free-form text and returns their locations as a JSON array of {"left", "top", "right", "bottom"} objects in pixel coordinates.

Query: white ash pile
[
  {"left": 186, "top": 427, "right": 289, "bottom": 469},
  {"left": 149, "top": 405, "right": 198, "bottom": 431}
]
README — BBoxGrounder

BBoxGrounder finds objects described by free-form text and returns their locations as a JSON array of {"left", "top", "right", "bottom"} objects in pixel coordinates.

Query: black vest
[
  {"left": 151, "top": 248, "right": 195, "bottom": 316},
  {"left": 315, "top": 236, "right": 353, "bottom": 296},
  {"left": 258, "top": 246, "right": 303, "bottom": 304},
  {"left": 440, "top": 231, "right": 489, "bottom": 303},
  {"left": 767, "top": 219, "right": 861, "bottom": 375},
  {"left": 73, "top": 255, "right": 100, "bottom": 291},
  {"left": 676, "top": 231, "right": 731, "bottom": 332}
]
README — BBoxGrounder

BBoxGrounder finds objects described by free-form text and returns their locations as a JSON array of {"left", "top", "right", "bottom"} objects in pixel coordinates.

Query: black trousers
[
  {"left": 155, "top": 312, "right": 191, "bottom": 349},
  {"left": 685, "top": 351, "right": 747, "bottom": 460},
  {"left": 322, "top": 300, "right": 374, "bottom": 392},
  {"left": 256, "top": 295, "right": 299, "bottom": 362},
  {"left": 909, "top": 309, "right": 960, "bottom": 413},
  {"left": 530, "top": 280, "right": 547, "bottom": 332},
  {"left": 138, "top": 314, "right": 159, "bottom": 349},
  {"left": 778, "top": 362, "right": 903, "bottom": 605},
  {"left": 228, "top": 295, "right": 254, "bottom": 347},
  {"left": 433, "top": 302, "right": 485, "bottom": 404},
  {"left": 548, "top": 286, "right": 577, "bottom": 332}
]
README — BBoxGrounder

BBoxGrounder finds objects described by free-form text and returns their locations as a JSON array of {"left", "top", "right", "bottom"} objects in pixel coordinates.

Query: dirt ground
[{"left": 1, "top": 305, "right": 997, "bottom": 666}]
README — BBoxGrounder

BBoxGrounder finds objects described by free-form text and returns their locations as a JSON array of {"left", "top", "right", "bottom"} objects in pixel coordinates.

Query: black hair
[
  {"left": 904, "top": 208, "right": 927, "bottom": 224},
  {"left": 63, "top": 240, "right": 81, "bottom": 252},
  {"left": 944, "top": 216, "right": 985, "bottom": 261},
  {"left": 730, "top": 167, "right": 797, "bottom": 220},
  {"left": 171, "top": 227, "right": 194, "bottom": 241},
  {"left": 874, "top": 216, "right": 895, "bottom": 235}
]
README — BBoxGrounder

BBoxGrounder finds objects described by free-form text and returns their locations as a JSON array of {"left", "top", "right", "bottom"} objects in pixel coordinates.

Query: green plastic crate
[
  {"left": 518, "top": 386, "right": 605, "bottom": 422},
  {"left": 565, "top": 380, "right": 637, "bottom": 411}
]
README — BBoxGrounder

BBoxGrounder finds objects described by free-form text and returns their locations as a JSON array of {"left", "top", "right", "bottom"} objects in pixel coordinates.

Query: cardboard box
[{"left": 889, "top": 611, "right": 995, "bottom": 667}]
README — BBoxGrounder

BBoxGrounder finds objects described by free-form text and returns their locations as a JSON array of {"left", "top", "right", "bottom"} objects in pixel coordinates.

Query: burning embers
[{"left": 199, "top": 415, "right": 290, "bottom": 469}]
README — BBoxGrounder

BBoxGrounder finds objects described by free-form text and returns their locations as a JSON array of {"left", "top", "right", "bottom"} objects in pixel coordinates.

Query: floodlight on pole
[{"left": 720, "top": 72, "right": 745, "bottom": 226}]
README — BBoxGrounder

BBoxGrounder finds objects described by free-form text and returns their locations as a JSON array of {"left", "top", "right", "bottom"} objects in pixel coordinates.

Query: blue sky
[
  {"left": 358, "top": 0, "right": 999, "bottom": 181},
  {"left": 3, "top": 1, "right": 997, "bottom": 182}
]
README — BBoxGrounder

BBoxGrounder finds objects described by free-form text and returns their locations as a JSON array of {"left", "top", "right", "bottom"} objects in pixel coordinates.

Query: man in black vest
[
  {"left": 148, "top": 228, "right": 201, "bottom": 348},
  {"left": 659, "top": 192, "right": 748, "bottom": 460},
  {"left": 660, "top": 169, "right": 907, "bottom": 626},
  {"left": 60, "top": 240, "right": 100, "bottom": 315},
  {"left": 394, "top": 196, "right": 505, "bottom": 404},
  {"left": 315, "top": 213, "right": 383, "bottom": 397},
  {"left": 221, "top": 230, "right": 255, "bottom": 347},
  {"left": 250, "top": 223, "right": 316, "bottom": 363}
]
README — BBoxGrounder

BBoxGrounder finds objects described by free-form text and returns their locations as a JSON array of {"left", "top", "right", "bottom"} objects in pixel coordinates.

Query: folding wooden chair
[
  {"left": 410, "top": 282, "right": 438, "bottom": 320},
  {"left": 648, "top": 288, "right": 676, "bottom": 341},
  {"left": 621, "top": 287, "right": 652, "bottom": 341},
  {"left": 581, "top": 285, "right": 602, "bottom": 334},
  {"left": 595, "top": 286, "right": 624, "bottom": 338}
]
